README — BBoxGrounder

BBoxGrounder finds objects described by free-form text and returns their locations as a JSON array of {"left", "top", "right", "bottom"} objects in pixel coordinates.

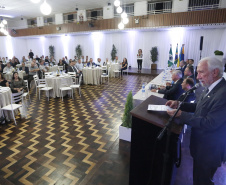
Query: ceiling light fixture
[
  {"left": 31, "top": 0, "right": 41, "bottom": 3},
  {"left": 118, "top": 22, "right": 124, "bottom": 30},
  {"left": 40, "top": 0, "right": 52, "bottom": 15},
  {"left": 114, "top": 0, "right": 120, "bottom": 7},
  {"left": 122, "top": 17, "right": 129, "bottom": 24},
  {"left": 116, "top": 6, "right": 123, "bottom": 14},
  {"left": 121, "top": 12, "right": 127, "bottom": 19}
]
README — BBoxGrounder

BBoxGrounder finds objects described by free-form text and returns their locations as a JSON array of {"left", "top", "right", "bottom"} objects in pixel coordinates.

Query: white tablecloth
[
  {"left": 133, "top": 70, "right": 172, "bottom": 101},
  {"left": 45, "top": 75, "right": 73, "bottom": 98},
  {"left": 83, "top": 67, "right": 102, "bottom": 85},
  {"left": 3, "top": 71, "right": 25, "bottom": 81},
  {"left": 108, "top": 63, "right": 121, "bottom": 77},
  {"left": 0, "top": 87, "right": 13, "bottom": 119}
]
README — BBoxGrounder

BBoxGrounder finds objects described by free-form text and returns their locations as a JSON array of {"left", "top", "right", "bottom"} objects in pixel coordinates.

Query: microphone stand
[{"left": 155, "top": 92, "right": 190, "bottom": 185}]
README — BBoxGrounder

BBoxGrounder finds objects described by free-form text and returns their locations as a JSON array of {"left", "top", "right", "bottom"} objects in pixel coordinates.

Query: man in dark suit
[
  {"left": 29, "top": 49, "right": 34, "bottom": 59},
  {"left": 179, "top": 60, "right": 187, "bottom": 77},
  {"left": 19, "top": 62, "right": 29, "bottom": 75},
  {"left": 67, "top": 60, "right": 80, "bottom": 78},
  {"left": 184, "top": 65, "right": 196, "bottom": 84},
  {"left": 177, "top": 77, "right": 196, "bottom": 102},
  {"left": 166, "top": 57, "right": 226, "bottom": 185},
  {"left": 151, "top": 70, "right": 184, "bottom": 100}
]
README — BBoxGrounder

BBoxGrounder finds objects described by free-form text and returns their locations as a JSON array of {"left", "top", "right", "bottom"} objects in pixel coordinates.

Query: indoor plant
[
  {"left": 150, "top": 46, "right": 158, "bottom": 70},
  {"left": 214, "top": 50, "right": 224, "bottom": 61},
  {"left": 75, "top": 44, "right": 82, "bottom": 59},
  {"left": 119, "top": 91, "right": 133, "bottom": 142},
  {"left": 111, "top": 44, "right": 117, "bottom": 62},
  {"left": 49, "top": 45, "right": 55, "bottom": 58}
]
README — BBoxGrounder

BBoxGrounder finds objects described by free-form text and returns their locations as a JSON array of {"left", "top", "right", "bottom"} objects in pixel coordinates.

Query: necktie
[{"left": 202, "top": 88, "right": 209, "bottom": 99}]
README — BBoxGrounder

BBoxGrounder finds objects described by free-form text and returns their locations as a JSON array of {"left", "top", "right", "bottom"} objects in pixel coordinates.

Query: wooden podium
[{"left": 129, "top": 95, "right": 182, "bottom": 185}]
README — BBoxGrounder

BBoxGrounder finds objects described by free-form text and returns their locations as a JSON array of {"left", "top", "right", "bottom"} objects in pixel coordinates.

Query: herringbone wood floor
[{"left": 0, "top": 75, "right": 154, "bottom": 185}]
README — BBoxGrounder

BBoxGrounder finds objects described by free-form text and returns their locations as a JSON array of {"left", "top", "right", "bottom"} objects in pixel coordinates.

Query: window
[
  {"left": 147, "top": 1, "right": 172, "bottom": 14},
  {"left": 188, "top": 0, "right": 220, "bottom": 11},
  {"left": 114, "top": 4, "right": 134, "bottom": 17}
]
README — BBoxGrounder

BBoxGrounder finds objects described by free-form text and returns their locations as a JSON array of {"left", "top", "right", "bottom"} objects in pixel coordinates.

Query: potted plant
[
  {"left": 75, "top": 44, "right": 82, "bottom": 59},
  {"left": 49, "top": 45, "right": 55, "bottom": 58},
  {"left": 111, "top": 44, "right": 117, "bottom": 62},
  {"left": 119, "top": 91, "right": 133, "bottom": 142},
  {"left": 214, "top": 50, "right": 224, "bottom": 61},
  {"left": 150, "top": 46, "right": 158, "bottom": 70}
]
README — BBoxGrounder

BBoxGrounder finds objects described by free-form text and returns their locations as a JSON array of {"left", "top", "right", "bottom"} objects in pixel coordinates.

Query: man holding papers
[{"left": 166, "top": 57, "right": 226, "bottom": 185}]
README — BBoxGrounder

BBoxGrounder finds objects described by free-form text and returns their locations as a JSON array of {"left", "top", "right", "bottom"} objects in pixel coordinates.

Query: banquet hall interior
[{"left": 0, "top": 0, "right": 226, "bottom": 184}]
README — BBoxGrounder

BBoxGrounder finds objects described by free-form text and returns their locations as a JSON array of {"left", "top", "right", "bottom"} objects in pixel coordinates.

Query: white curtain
[{"left": 0, "top": 27, "right": 226, "bottom": 69}]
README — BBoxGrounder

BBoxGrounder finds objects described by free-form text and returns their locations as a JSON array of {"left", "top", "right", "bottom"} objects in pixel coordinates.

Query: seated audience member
[
  {"left": 5, "top": 57, "right": 9, "bottom": 63},
  {"left": 114, "top": 56, "right": 120, "bottom": 63},
  {"left": 3, "top": 62, "right": 14, "bottom": 73},
  {"left": 76, "top": 59, "right": 83, "bottom": 72},
  {"left": 103, "top": 58, "right": 109, "bottom": 66},
  {"left": 81, "top": 56, "right": 84, "bottom": 63},
  {"left": 0, "top": 61, "right": 5, "bottom": 73},
  {"left": 39, "top": 60, "right": 49, "bottom": 78},
  {"left": 58, "top": 59, "right": 64, "bottom": 66},
  {"left": 45, "top": 56, "right": 50, "bottom": 65},
  {"left": 121, "top": 58, "right": 128, "bottom": 76},
  {"left": 188, "top": 59, "right": 194, "bottom": 66},
  {"left": 151, "top": 70, "right": 184, "bottom": 100},
  {"left": 74, "top": 56, "right": 78, "bottom": 62},
  {"left": 177, "top": 78, "right": 196, "bottom": 102},
  {"left": 2, "top": 57, "right": 6, "bottom": 64},
  {"left": 21, "top": 56, "right": 27, "bottom": 64},
  {"left": 19, "top": 62, "right": 29, "bottom": 78},
  {"left": 184, "top": 65, "right": 196, "bottom": 84},
  {"left": 35, "top": 55, "right": 40, "bottom": 63},
  {"left": 10, "top": 72, "right": 26, "bottom": 93},
  {"left": 85, "top": 56, "right": 89, "bottom": 64},
  {"left": 65, "top": 56, "right": 69, "bottom": 64},
  {"left": 0, "top": 73, "right": 9, "bottom": 87},
  {"left": 179, "top": 60, "right": 187, "bottom": 77},
  {"left": 87, "top": 58, "right": 96, "bottom": 67},
  {"left": 68, "top": 60, "right": 80, "bottom": 78},
  {"left": 96, "top": 58, "right": 102, "bottom": 67},
  {"left": 49, "top": 56, "right": 56, "bottom": 66},
  {"left": 29, "top": 61, "right": 39, "bottom": 89}
]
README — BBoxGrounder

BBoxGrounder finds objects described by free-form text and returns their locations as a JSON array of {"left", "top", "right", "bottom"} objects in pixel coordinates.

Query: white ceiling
[{"left": 0, "top": 0, "right": 146, "bottom": 20}]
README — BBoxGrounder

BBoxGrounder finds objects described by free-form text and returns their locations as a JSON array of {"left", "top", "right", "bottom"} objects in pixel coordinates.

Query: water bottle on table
[{"left": 142, "top": 83, "right": 146, "bottom": 98}]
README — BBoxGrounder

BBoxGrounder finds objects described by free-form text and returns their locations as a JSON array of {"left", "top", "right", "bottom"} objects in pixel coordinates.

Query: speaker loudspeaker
[{"left": 200, "top": 36, "right": 204, "bottom": 51}]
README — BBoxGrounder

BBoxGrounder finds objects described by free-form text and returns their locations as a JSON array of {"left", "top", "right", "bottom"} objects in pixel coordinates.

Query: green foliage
[
  {"left": 121, "top": 91, "right": 133, "bottom": 128},
  {"left": 49, "top": 45, "right": 55, "bottom": 57},
  {"left": 214, "top": 50, "right": 224, "bottom": 55},
  {"left": 111, "top": 44, "right": 117, "bottom": 61},
  {"left": 76, "top": 45, "right": 83, "bottom": 59},
  {"left": 150, "top": 46, "right": 158, "bottom": 63}
]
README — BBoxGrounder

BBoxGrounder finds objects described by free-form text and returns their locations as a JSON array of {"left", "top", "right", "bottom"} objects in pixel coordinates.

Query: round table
[
  {"left": 0, "top": 87, "right": 13, "bottom": 119},
  {"left": 83, "top": 67, "right": 102, "bottom": 85},
  {"left": 45, "top": 75, "right": 73, "bottom": 98}
]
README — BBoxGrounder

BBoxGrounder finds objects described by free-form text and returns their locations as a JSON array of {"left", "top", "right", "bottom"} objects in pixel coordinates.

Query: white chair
[
  {"left": 1, "top": 91, "right": 24, "bottom": 125},
  {"left": 58, "top": 66, "right": 64, "bottom": 71},
  {"left": 22, "top": 80, "right": 31, "bottom": 106},
  {"left": 101, "top": 67, "right": 110, "bottom": 84},
  {"left": 70, "top": 74, "right": 82, "bottom": 97},
  {"left": 68, "top": 72, "right": 78, "bottom": 84},
  {"left": 114, "top": 69, "right": 121, "bottom": 78},
  {"left": 59, "top": 79, "right": 73, "bottom": 101},
  {"left": 122, "top": 66, "right": 128, "bottom": 76},
  {"left": 39, "top": 79, "right": 53, "bottom": 101},
  {"left": 33, "top": 75, "right": 46, "bottom": 96}
]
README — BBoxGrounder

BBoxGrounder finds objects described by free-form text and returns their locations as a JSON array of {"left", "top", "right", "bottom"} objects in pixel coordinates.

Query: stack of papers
[{"left": 148, "top": 104, "right": 173, "bottom": 111}]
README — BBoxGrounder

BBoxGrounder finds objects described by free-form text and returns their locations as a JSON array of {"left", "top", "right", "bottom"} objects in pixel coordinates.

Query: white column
[
  {"left": 103, "top": 6, "right": 114, "bottom": 19},
  {"left": 37, "top": 17, "right": 44, "bottom": 27},
  {"left": 55, "top": 13, "right": 63, "bottom": 25},
  {"left": 134, "top": 1, "right": 148, "bottom": 16},
  {"left": 172, "top": 0, "right": 189, "bottom": 13}
]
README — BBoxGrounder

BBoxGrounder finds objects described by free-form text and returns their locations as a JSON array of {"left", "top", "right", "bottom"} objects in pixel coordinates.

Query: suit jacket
[
  {"left": 158, "top": 78, "right": 184, "bottom": 100},
  {"left": 177, "top": 91, "right": 196, "bottom": 103},
  {"left": 67, "top": 65, "right": 78, "bottom": 73},
  {"left": 180, "top": 78, "right": 226, "bottom": 166}
]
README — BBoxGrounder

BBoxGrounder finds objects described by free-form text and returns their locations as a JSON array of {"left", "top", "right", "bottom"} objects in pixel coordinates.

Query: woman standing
[
  {"left": 10, "top": 72, "right": 26, "bottom": 93},
  {"left": 137, "top": 49, "right": 143, "bottom": 73}
]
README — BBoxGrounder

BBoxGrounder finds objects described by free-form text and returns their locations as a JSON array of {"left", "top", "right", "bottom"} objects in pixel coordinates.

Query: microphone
[{"left": 185, "top": 83, "right": 200, "bottom": 94}]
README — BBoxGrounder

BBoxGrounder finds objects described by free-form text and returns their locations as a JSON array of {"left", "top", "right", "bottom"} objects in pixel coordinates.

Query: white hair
[
  {"left": 199, "top": 57, "right": 224, "bottom": 77},
  {"left": 172, "top": 70, "right": 182, "bottom": 78}
]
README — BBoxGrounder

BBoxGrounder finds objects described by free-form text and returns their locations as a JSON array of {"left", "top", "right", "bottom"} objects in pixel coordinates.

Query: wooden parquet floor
[{"left": 0, "top": 75, "right": 154, "bottom": 185}]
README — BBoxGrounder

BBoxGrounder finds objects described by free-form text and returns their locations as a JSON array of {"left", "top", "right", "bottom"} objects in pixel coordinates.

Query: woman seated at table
[
  {"left": 10, "top": 72, "right": 26, "bottom": 93},
  {"left": 0, "top": 73, "right": 9, "bottom": 87},
  {"left": 121, "top": 58, "right": 128, "bottom": 76}
]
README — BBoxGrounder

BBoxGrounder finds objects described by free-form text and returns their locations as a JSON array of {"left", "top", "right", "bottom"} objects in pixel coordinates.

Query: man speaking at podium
[{"left": 166, "top": 57, "right": 226, "bottom": 185}]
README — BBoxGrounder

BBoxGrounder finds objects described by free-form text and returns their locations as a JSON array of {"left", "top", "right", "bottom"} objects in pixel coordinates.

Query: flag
[
  {"left": 174, "top": 43, "right": 179, "bottom": 67},
  {"left": 168, "top": 44, "right": 173, "bottom": 67},
  {"left": 179, "top": 44, "right": 185, "bottom": 62}
]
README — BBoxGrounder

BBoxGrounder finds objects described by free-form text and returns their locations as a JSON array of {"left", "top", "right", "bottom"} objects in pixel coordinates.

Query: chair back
[
  {"left": 12, "top": 91, "right": 23, "bottom": 104},
  {"left": 38, "top": 79, "right": 46, "bottom": 86},
  {"left": 78, "top": 74, "right": 83, "bottom": 85},
  {"left": 24, "top": 80, "right": 29, "bottom": 93},
  {"left": 58, "top": 66, "right": 63, "bottom": 71}
]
